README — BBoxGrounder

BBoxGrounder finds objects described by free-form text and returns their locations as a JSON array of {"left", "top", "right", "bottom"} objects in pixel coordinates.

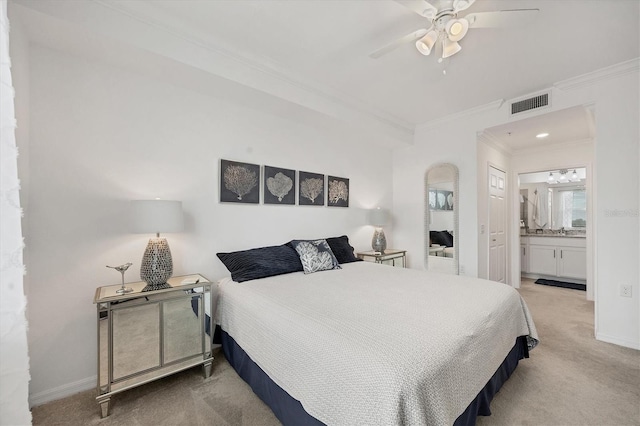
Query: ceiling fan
[{"left": 370, "top": 0, "right": 539, "bottom": 60}]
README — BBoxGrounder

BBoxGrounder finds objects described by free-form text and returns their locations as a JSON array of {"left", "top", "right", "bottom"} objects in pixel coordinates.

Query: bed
[{"left": 214, "top": 239, "right": 538, "bottom": 425}]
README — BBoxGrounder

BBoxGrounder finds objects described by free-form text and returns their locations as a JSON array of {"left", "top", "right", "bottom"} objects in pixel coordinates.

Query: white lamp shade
[
  {"left": 446, "top": 18, "right": 469, "bottom": 42},
  {"left": 442, "top": 39, "right": 462, "bottom": 58},
  {"left": 416, "top": 30, "right": 438, "bottom": 55},
  {"left": 131, "top": 200, "right": 184, "bottom": 234},
  {"left": 369, "top": 208, "right": 390, "bottom": 227}
]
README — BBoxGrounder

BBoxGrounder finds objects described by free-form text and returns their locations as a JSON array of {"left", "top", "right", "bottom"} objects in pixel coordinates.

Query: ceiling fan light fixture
[
  {"left": 446, "top": 18, "right": 469, "bottom": 42},
  {"left": 416, "top": 30, "right": 438, "bottom": 55},
  {"left": 442, "top": 38, "right": 462, "bottom": 58}
]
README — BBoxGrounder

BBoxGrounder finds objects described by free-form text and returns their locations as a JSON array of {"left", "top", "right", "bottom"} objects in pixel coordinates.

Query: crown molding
[
  {"left": 12, "top": 0, "right": 414, "bottom": 144},
  {"left": 418, "top": 99, "right": 504, "bottom": 130},
  {"left": 554, "top": 58, "right": 640, "bottom": 91},
  {"left": 477, "top": 131, "right": 512, "bottom": 157},
  {"left": 91, "top": 0, "right": 415, "bottom": 143}
]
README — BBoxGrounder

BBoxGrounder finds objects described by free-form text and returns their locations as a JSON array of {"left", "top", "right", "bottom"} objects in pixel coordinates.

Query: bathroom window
[{"left": 560, "top": 189, "right": 586, "bottom": 228}]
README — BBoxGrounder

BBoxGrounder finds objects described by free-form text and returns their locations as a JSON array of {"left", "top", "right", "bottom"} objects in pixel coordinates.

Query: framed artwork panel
[
  {"left": 436, "top": 190, "right": 447, "bottom": 210},
  {"left": 220, "top": 159, "right": 260, "bottom": 204},
  {"left": 264, "top": 166, "right": 296, "bottom": 205},
  {"left": 327, "top": 176, "right": 349, "bottom": 208},
  {"left": 298, "top": 171, "right": 325, "bottom": 206},
  {"left": 428, "top": 189, "right": 437, "bottom": 210}
]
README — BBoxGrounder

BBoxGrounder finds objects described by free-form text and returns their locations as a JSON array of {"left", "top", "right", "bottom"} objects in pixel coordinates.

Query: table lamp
[
  {"left": 369, "top": 207, "right": 390, "bottom": 253},
  {"left": 131, "top": 199, "right": 183, "bottom": 290}
]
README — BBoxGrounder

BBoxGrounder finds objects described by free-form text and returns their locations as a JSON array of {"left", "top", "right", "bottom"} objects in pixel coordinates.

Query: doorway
[{"left": 518, "top": 168, "right": 589, "bottom": 298}]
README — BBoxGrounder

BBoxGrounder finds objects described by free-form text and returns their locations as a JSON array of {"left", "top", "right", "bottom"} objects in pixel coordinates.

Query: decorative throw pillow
[
  {"left": 217, "top": 244, "right": 303, "bottom": 282},
  {"left": 326, "top": 235, "right": 362, "bottom": 264},
  {"left": 290, "top": 239, "right": 341, "bottom": 274},
  {"left": 430, "top": 230, "right": 454, "bottom": 248}
]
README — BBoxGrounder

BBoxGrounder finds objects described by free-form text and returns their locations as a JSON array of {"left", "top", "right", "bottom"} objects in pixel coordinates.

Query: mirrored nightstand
[
  {"left": 356, "top": 249, "right": 407, "bottom": 267},
  {"left": 93, "top": 274, "right": 214, "bottom": 417}
]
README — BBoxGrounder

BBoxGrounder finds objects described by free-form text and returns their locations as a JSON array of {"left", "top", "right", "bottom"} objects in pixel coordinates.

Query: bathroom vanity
[{"left": 521, "top": 235, "right": 586, "bottom": 281}]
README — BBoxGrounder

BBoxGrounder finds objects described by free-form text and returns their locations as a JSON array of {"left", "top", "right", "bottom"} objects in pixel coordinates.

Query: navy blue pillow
[
  {"left": 326, "top": 235, "right": 362, "bottom": 264},
  {"left": 430, "top": 230, "right": 454, "bottom": 247},
  {"left": 217, "top": 244, "right": 303, "bottom": 282}
]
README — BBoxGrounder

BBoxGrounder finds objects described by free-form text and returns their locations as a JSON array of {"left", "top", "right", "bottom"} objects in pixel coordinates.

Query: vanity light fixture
[{"left": 548, "top": 169, "right": 573, "bottom": 184}]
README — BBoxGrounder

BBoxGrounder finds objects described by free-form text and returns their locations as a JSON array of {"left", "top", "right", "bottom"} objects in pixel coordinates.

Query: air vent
[{"left": 510, "top": 93, "right": 549, "bottom": 115}]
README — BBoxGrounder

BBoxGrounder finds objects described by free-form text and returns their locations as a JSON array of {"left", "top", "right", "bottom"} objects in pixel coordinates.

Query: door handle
[
  {"left": 492, "top": 239, "right": 496, "bottom": 242},
  {"left": 561, "top": 250, "right": 563, "bottom": 259},
  {"left": 553, "top": 249, "right": 556, "bottom": 258}
]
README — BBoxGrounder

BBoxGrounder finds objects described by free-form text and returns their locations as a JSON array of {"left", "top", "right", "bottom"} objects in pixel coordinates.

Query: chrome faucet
[{"left": 560, "top": 227, "right": 566, "bottom": 236}]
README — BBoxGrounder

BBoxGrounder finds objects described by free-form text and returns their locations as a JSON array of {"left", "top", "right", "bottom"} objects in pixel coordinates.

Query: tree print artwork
[
  {"left": 301, "top": 178, "right": 323, "bottom": 202},
  {"left": 220, "top": 159, "right": 260, "bottom": 204},
  {"left": 298, "top": 171, "right": 325, "bottom": 206},
  {"left": 224, "top": 165, "right": 257, "bottom": 200},
  {"left": 327, "top": 176, "right": 349, "bottom": 207}
]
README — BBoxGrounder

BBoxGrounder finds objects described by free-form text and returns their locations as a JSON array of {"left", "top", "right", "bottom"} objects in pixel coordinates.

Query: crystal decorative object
[
  {"left": 372, "top": 228, "right": 387, "bottom": 253},
  {"left": 140, "top": 238, "right": 173, "bottom": 288}
]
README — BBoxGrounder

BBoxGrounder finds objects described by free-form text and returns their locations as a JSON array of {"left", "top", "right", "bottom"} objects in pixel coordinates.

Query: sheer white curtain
[{"left": 0, "top": 0, "right": 32, "bottom": 423}]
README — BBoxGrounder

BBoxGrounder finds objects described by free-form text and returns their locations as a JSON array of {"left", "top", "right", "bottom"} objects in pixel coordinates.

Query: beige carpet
[{"left": 32, "top": 279, "right": 640, "bottom": 426}]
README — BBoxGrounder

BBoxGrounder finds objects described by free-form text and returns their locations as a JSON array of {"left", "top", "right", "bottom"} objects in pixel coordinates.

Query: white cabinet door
[
  {"left": 558, "top": 247, "right": 586, "bottom": 280},
  {"left": 520, "top": 244, "right": 528, "bottom": 273},
  {"left": 528, "top": 245, "right": 557, "bottom": 276}
]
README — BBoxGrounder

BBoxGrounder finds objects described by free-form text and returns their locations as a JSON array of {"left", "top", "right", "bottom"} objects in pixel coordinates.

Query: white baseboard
[
  {"left": 596, "top": 332, "right": 640, "bottom": 350},
  {"left": 29, "top": 375, "right": 95, "bottom": 408}
]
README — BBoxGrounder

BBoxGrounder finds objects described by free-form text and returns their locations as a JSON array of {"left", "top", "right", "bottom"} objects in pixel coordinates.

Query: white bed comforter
[{"left": 216, "top": 262, "right": 538, "bottom": 425}]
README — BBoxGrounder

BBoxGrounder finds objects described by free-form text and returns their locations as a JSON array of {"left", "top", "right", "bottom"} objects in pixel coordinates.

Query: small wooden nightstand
[
  {"left": 93, "top": 274, "right": 214, "bottom": 418},
  {"left": 356, "top": 249, "right": 407, "bottom": 267}
]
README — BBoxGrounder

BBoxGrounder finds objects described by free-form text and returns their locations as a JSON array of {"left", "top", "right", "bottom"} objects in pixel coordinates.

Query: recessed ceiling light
[{"left": 536, "top": 132, "right": 550, "bottom": 139}]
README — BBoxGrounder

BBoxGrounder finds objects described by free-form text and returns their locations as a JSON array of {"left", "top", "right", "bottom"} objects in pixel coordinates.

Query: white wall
[
  {"left": 393, "top": 62, "right": 639, "bottom": 350},
  {"left": 393, "top": 113, "right": 488, "bottom": 274},
  {"left": 21, "top": 44, "right": 395, "bottom": 404}
]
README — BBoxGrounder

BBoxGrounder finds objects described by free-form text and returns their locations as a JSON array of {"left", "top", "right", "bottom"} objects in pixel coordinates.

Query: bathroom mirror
[
  {"left": 519, "top": 168, "right": 586, "bottom": 231},
  {"left": 425, "top": 163, "right": 459, "bottom": 274}
]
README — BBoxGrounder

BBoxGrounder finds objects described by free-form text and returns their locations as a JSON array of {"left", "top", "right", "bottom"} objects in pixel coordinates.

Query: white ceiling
[
  {"left": 482, "top": 105, "right": 594, "bottom": 151},
  {"left": 9, "top": 0, "right": 640, "bottom": 146}
]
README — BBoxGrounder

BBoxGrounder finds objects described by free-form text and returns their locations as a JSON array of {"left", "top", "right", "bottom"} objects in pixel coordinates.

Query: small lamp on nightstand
[
  {"left": 131, "top": 199, "right": 183, "bottom": 290},
  {"left": 369, "top": 207, "right": 390, "bottom": 254}
]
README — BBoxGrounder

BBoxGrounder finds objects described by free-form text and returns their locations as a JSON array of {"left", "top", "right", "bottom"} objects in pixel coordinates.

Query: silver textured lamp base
[
  {"left": 372, "top": 228, "right": 387, "bottom": 253},
  {"left": 140, "top": 237, "right": 173, "bottom": 289}
]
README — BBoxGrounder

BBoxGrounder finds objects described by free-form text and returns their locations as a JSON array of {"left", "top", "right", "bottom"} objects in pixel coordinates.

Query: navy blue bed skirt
[{"left": 220, "top": 329, "right": 529, "bottom": 426}]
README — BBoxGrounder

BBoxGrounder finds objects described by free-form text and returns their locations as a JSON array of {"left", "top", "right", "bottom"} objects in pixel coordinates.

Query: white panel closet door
[{"left": 489, "top": 166, "right": 506, "bottom": 283}]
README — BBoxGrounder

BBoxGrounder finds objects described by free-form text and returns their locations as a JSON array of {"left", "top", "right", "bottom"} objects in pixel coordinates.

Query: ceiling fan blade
[
  {"left": 453, "top": 0, "right": 476, "bottom": 13},
  {"left": 394, "top": 0, "right": 437, "bottom": 19},
  {"left": 369, "top": 28, "right": 429, "bottom": 59},
  {"left": 466, "top": 9, "right": 539, "bottom": 28}
]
